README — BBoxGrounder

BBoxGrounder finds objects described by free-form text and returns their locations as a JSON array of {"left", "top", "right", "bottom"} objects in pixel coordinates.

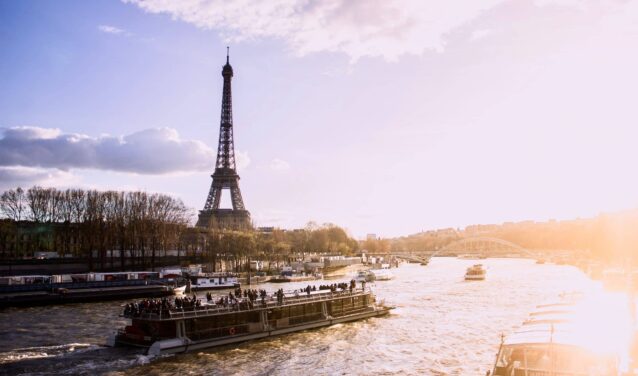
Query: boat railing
[{"left": 126, "top": 288, "right": 371, "bottom": 321}]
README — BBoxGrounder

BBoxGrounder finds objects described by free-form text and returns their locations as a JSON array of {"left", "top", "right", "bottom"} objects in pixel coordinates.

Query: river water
[{"left": 0, "top": 258, "right": 611, "bottom": 375}]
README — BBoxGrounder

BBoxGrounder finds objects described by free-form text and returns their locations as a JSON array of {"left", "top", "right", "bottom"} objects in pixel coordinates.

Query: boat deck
[{"left": 126, "top": 288, "right": 371, "bottom": 321}]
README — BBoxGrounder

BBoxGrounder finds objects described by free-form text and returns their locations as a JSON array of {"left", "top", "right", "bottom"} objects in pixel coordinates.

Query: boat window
[
  {"left": 290, "top": 305, "right": 304, "bottom": 318},
  {"left": 247, "top": 311, "right": 260, "bottom": 322},
  {"left": 305, "top": 304, "right": 314, "bottom": 314},
  {"left": 215, "top": 314, "right": 235, "bottom": 328},
  {"left": 342, "top": 298, "right": 353, "bottom": 309},
  {"left": 494, "top": 345, "right": 618, "bottom": 375},
  {"left": 305, "top": 303, "right": 321, "bottom": 314},
  {"left": 271, "top": 307, "right": 289, "bottom": 320},
  {"left": 331, "top": 299, "right": 342, "bottom": 311}
]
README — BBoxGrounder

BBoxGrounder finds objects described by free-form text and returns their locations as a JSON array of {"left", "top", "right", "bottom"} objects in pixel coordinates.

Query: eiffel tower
[{"left": 196, "top": 48, "right": 251, "bottom": 230}]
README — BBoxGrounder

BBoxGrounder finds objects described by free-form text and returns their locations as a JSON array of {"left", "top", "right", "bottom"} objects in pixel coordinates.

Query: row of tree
[
  {"left": 200, "top": 222, "right": 360, "bottom": 273},
  {"left": 0, "top": 186, "right": 191, "bottom": 269},
  {"left": 0, "top": 187, "right": 361, "bottom": 271}
]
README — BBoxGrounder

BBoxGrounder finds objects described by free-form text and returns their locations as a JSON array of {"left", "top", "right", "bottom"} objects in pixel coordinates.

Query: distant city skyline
[{"left": 2, "top": 0, "right": 638, "bottom": 238}]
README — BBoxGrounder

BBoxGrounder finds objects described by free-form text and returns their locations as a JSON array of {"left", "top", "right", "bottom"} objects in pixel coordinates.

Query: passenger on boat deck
[{"left": 124, "top": 297, "right": 176, "bottom": 317}]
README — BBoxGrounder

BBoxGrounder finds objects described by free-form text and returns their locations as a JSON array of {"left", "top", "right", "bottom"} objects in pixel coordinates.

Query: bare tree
[
  {"left": 26, "top": 186, "right": 50, "bottom": 222},
  {"left": 0, "top": 187, "right": 26, "bottom": 221}
]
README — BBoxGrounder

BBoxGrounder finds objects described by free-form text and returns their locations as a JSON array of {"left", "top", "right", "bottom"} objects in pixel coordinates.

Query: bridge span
[{"left": 370, "top": 237, "right": 543, "bottom": 261}]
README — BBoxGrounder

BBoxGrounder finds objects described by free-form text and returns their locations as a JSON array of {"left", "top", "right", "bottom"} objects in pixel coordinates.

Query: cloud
[
  {"left": 0, "top": 166, "right": 77, "bottom": 190},
  {"left": 0, "top": 126, "right": 237, "bottom": 175},
  {"left": 269, "top": 158, "right": 290, "bottom": 171},
  {"left": 98, "top": 24, "right": 127, "bottom": 35},
  {"left": 125, "top": 0, "right": 635, "bottom": 61},
  {"left": 124, "top": 0, "right": 514, "bottom": 61}
]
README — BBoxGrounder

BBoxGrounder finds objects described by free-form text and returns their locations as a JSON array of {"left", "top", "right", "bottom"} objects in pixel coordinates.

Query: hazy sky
[{"left": 1, "top": 0, "right": 638, "bottom": 238}]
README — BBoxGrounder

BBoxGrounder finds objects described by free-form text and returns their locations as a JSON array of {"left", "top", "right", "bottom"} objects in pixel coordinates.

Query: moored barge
[
  {"left": 0, "top": 271, "right": 180, "bottom": 308},
  {"left": 187, "top": 272, "right": 240, "bottom": 290},
  {"left": 108, "top": 283, "right": 393, "bottom": 356}
]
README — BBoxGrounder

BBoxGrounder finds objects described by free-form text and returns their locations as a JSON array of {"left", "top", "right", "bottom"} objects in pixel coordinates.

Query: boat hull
[
  {"left": 190, "top": 283, "right": 240, "bottom": 291},
  {"left": 464, "top": 275, "right": 485, "bottom": 281}
]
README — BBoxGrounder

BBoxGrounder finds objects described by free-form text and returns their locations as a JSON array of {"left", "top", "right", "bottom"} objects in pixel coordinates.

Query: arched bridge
[{"left": 432, "top": 236, "right": 535, "bottom": 257}]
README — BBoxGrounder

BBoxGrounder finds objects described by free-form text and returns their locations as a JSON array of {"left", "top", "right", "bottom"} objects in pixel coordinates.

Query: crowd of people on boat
[
  {"left": 123, "top": 297, "right": 173, "bottom": 317},
  {"left": 123, "top": 280, "right": 363, "bottom": 317},
  {"left": 204, "top": 287, "right": 270, "bottom": 309},
  {"left": 174, "top": 295, "right": 201, "bottom": 309},
  {"left": 123, "top": 295, "right": 204, "bottom": 317},
  {"left": 318, "top": 280, "right": 357, "bottom": 292}
]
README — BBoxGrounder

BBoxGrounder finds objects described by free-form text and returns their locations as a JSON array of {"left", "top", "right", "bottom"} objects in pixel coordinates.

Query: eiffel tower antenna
[{"left": 196, "top": 49, "right": 251, "bottom": 230}]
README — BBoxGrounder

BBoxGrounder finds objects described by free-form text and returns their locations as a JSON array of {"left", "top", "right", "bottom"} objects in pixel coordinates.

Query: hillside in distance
[{"left": 388, "top": 209, "right": 638, "bottom": 261}]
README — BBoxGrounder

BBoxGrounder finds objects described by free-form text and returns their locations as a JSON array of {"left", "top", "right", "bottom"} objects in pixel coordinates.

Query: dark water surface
[{"left": 0, "top": 258, "right": 595, "bottom": 375}]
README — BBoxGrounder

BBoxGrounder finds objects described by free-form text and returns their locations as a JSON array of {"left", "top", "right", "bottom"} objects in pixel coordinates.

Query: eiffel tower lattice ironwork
[{"left": 196, "top": 48, "right": 251, "bottom": 229}]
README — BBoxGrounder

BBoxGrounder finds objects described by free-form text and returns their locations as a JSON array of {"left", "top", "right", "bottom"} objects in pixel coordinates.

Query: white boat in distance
[
  {"left": 464, "top": 264, "right": 486, "bottom": 281},
  {"left": 188, "top": 273, "right": 240, "bottom": 291},
  {"left": 355, "top": 270, "right": 375, "bottom": 283},
  {"left": 370, "top": 269, "right": 394, "bottom": 281}
]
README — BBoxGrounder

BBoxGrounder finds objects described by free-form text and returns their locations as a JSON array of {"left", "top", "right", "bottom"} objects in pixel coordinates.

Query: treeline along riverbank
[{"left": 0, "top": 186, "right": 360, "bottom": 274}]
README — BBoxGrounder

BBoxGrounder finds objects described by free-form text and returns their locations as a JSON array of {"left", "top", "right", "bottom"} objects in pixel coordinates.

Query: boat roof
[
  {"left": 535, "top": 302, "right": 576, "bottom": 309},
  {"left": 523, "top": 310, "right": 572, "bottom": 325},
  {"left": 529, "top": 309, "right": 574, "bottom": 317},
  {"left": 504, "top": 294, "right": 627, "bottom": 356},
  {"left": 504, "top": 323, "right": 584, "bottom": 347},
  {"left": 0, "top": 275, "right": 51, "bottom": 279}
]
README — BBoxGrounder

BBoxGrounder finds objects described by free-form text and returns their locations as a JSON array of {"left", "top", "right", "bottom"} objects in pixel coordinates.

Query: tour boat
[
  {"left": 108, "top": 285, "right": 393, "bottom": 356},
  {"left": 187, "top": 273, "right": 240, "bottom": 291},
  {"left": 464, "top": 264, "right": 486, "bottom": 281},
  {"left": 489, "top": 300, "right": 622, "bottom": 376}
]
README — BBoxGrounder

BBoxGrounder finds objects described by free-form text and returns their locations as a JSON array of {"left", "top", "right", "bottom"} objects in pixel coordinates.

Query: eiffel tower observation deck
[{"left": 196, "top": 48, "right": 251, "bottom": 230}]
